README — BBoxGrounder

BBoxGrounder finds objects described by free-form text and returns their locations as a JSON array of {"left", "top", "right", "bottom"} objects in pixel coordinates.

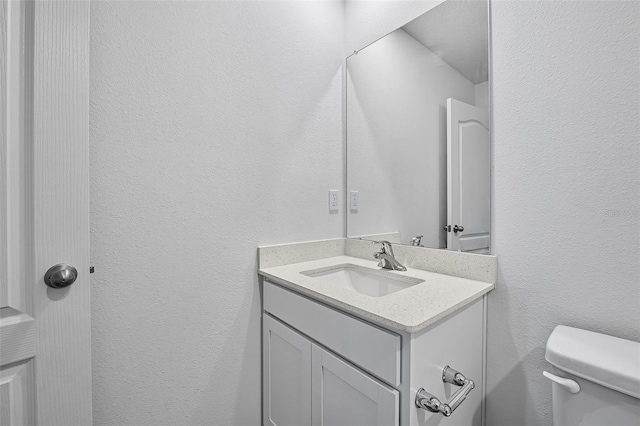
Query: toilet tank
[{"left": 545, "top": 326, "right": 640, "bottom": 426}]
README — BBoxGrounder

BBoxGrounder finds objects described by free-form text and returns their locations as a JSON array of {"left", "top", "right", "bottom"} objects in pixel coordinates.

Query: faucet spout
[{"left": 373, "top": 241, "right": 407, "bottom": 271}]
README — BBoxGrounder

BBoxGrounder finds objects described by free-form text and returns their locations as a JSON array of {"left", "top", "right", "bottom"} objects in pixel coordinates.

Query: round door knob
[
  {"left": 44, "top": 263, "right": 78, "bottom": 288},
  {"left": 453, "top": 225, "right": 464, "bottom": 233}
]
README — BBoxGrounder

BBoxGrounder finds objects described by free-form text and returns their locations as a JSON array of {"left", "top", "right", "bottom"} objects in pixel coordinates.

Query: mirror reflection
[{"left": 346, "top": 0, "right": 490, "bottom": 254}]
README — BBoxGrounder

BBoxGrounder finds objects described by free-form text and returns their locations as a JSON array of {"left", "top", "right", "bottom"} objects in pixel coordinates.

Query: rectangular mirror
[{"left": 346, "top": 0, "right": 491, "bottom": 254}]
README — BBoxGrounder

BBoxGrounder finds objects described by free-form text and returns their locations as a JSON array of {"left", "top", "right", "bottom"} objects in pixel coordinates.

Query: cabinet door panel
[
  {"left": 263, "top": 314, "right": 312, "bottom": 426},
  {"left": 312, "top": 346, "right": 399, "bottom": 426},
  {"left": 264, "top": 281, "right": 401, "bottom": 386}
]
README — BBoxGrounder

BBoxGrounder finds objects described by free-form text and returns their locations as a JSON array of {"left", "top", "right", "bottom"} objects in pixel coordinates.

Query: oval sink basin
[{"left": 300, "top": 264, "right": 424, "bottom": 297}]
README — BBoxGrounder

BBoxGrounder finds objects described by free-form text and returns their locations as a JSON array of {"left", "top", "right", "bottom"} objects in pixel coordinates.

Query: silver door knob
[
  {"left": 44, "top": 263, "right": 78, "bottom": 288},
  {"left": 453, "top": 225, "right": 464, "bottom": 234}
]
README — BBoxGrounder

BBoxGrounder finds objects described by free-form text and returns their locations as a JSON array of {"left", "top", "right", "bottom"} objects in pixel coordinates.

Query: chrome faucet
[
  {"left": 410, "top": 235, "right": 423, "bottom": 247},
  {"left": 373, "top": 241, "right": 407, "bottom": 271}
]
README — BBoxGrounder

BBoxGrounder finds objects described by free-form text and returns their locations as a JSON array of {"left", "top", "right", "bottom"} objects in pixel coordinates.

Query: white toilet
[{"left": 544, "top": 325, "right": 640, "bottom": 425}]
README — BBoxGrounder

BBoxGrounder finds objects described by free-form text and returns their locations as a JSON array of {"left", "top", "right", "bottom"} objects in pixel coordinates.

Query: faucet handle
[
  {"left": 374, "top": 240, "right": 393, "bottom": 254},
  {"left": 382, "top": 241, "right": 395, "bottom": 257}
]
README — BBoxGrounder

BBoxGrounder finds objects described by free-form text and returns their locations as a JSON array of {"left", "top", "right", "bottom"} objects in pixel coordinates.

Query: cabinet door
[
  {"left": 263, "top": 314, "right": 312, "bottom": 426},
  {"left": 311, "top": 345, "right": 399, "bottom": 426}
]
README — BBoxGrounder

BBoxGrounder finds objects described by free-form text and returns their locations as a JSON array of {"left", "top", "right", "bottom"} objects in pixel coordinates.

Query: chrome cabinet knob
[{"left": 44, "top": 263, "right": 78, "bottom": 288}]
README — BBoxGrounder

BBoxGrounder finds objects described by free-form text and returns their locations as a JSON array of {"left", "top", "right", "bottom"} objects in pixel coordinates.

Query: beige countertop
[{"left": 259, "top": 255, "right": 494, "bottom": 334}]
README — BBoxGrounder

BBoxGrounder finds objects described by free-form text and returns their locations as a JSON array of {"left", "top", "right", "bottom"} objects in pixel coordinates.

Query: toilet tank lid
[{"left": 546, "top": 325, "right": 640, "bottom": 399}]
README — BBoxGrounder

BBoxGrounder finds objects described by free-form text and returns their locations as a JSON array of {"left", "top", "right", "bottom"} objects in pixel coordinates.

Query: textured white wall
[
  {"left": 346, "top": 29, "right": 476, "bottom": 247},
  {"left": 89, "top": 1, "right": 343, "bottom": 425},
  {"left": 489, "top": 1, "right": 639, "bottom": 424}
]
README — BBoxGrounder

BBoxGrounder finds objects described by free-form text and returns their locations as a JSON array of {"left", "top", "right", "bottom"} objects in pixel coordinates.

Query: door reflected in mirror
[{"left": 346, "top": 0, "right": 490, "bottom": 254}]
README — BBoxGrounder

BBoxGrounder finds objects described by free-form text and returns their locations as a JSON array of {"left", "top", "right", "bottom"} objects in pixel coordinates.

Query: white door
[
  {"left": 0, "top": 0, "right": 91, "bottom": 424},
  {"left": 447, "top": 98, "right": 490, "bottom": 252},
  {"left": 263, "top": 314, "right": 312, "bottom": 426},
  {"left": 311, "top": 345, "right": 398, "bottom": 426}
]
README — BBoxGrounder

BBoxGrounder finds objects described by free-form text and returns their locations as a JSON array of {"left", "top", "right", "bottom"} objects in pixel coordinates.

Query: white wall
[
  {"left": 345, "top": 0, "right": 444, "bottom": 56},
  {"left": 346, "top": 29, "right": 476, "bottom": 247},
  {"left": 89, "top": 1, "right": 343, "bottom": 424},
  {"left": 347, "top": 1, "right": 639, "bottom": 426},
  {"left": 489, "top": 1, "right": 639, "bottom": 424}
]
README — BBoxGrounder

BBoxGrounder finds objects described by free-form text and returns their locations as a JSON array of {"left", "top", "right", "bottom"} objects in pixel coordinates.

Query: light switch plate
[
  {"left": 329, "top": 190, "right": 339, "bottom": 212},
  {"left": 350, "top": 191, "right": 359, "bottom": 211}
]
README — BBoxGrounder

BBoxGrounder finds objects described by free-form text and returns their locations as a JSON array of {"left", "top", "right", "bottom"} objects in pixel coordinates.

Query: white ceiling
[{"left": 402, "top": 0, "right": 488, "bottom": 84}]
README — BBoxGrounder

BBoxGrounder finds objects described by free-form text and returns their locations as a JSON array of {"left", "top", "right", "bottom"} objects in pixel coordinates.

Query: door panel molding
[
  {"left": 0, "top": 359, "right": 36, "bottom": 426},
  {"left": 1, "top": 2, "right": 37, "bottom": 424},
  {"left": 0, "top": 311, "right": 35, "bottom": 366}
]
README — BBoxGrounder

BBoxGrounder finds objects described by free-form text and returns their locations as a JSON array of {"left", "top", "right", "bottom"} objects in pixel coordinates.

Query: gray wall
[
  {"left": 489, "top": 1, "right": 639, "bottom": 424},
  {"left": 89, "top": 2, "right": 343, "bottom": 424}
]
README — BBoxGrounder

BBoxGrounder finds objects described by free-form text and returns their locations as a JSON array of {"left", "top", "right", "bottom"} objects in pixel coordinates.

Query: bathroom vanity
[
  {"left": 259, "top": 1, "right": 495, "bottom": 423},
  {"left": 258, "top": 238, "right": 496, "bottom": 426}
]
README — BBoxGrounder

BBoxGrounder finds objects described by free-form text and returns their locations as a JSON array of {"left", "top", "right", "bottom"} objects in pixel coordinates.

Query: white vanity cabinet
[
  {"left": 263, "top": 314, "right": 399, "bottom": 426},
  {"left": 261, "top": 279, "right": 487, "bottom": 426}
]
